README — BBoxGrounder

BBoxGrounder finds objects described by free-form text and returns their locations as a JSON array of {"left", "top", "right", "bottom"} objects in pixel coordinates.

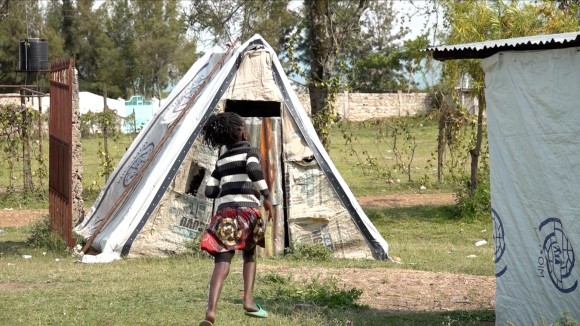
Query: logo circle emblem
[
  {"left": 492, "top": 208, "right": 507, "bottom": 277},
  {"left": 539, "top": 218, "right": 577, "bottom": 293},
  {"left": 123, "top": 142, "right": 155, "bottom": 188}
]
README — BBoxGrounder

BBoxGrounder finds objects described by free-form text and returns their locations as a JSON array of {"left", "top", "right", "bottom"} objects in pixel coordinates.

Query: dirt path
[
  {"left": 0, "top": 209, "right": 48, "bottom": 228},
  {"left": 356, "top": 193, "right": 454, "bottom": 208},
  {"left": 260, "top": 265, "right": 495, "bottom": 316},
  {"left": 0, "top": 194, "right": 454, "bottom": 228}
]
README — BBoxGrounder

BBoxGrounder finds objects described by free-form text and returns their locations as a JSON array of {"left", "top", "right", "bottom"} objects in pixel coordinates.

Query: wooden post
[
  {"left": 21, "top": 88, "right": 32, "bottom": 191},
  {"left": 133, "top": 108, "right": 137, "bottom": 136},
  {"left": 38, "top": 96, "right": 43, "bottom": 190},
  {"left": 103, "top": 84, "right": 110, "bottom": 181}
]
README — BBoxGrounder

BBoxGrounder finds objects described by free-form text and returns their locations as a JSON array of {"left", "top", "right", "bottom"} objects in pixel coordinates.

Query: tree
[
  {"left": 400, "top": 35, "right": 430, "bottom": 93},
  {"left": 0, "top": 0, "right": 9, "bottom": 21},
  {"left": 101, "top": 0, "right": 138, "bottom": 97},
  {"left": 346, "top": 0, "right": 409, "bottom": 93},
  {"left": 131, "top": 0, "right": 196, "bottom": 100},
  {"left": 349, "top": 52, "right": 404, "bottom": 92},
  {"left": 186, "top": 0, "right": 300, "bottom": 54},
  {"left": 439, "top": 0, "right": 579, "bottom": 192},
  {"left": 307, "top": 0, "right": 369, "bottom": 149},
  {"left": 0, "top": 0, "right": 43, "bottom": 85}
]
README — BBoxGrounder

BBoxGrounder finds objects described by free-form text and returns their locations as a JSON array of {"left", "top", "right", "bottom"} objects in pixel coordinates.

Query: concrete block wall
[{"left": 296, "top": 91, "right": 433, "bottom": 121}]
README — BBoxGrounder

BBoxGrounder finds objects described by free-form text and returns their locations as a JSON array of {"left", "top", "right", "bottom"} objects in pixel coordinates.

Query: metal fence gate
[{"left": 49, "top": 58, "right": 75, "bottom": 247}]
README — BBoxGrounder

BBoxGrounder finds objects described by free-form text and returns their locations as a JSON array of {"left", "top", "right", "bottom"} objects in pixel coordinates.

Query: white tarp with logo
[
  {"left": 74, "top": 35, "right": 389, "bottom": 263},
  {"left": 74, "top": 51, "right": 228, "bottom": 259},
  {"left": 483, "top": 48, "right": 580, "bottom": 325}
]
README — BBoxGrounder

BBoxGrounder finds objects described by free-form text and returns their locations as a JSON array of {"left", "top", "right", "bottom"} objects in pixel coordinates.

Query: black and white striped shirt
[{"left": 205, "top": 141, "right": 271, "bottom": 210}]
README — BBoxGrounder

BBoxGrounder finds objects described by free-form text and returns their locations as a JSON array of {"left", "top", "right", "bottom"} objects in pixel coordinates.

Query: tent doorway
[
  {"left": 224, "top": 100, "right": 288, "bottom": 256},
  {"left": 225, "top": 100, "right": 281, "bottom": 117}
]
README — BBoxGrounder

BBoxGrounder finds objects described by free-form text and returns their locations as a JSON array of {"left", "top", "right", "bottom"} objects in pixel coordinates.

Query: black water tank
[{"left": 18, "top": 38, "right": 49, "bottom": 71}]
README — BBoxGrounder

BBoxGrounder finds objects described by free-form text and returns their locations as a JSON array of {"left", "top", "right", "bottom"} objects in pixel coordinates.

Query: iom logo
[
  {"left": 538, "top": 218, "right": 577, "bottom": 293},
  {"left": 492, "top": 208, "right": 507, "bottom": 277},
  {"left": 171, "top": 63, "right": 208, "bottom": 114},
  {"left": 122, "top": 142, "right": 155, "bottom": 188}
]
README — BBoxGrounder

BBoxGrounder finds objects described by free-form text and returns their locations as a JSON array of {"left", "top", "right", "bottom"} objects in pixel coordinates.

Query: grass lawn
[
  {"left": 0, "top": 206, "right": 495, "bottom": 325},
  {"left": 0, "top": 116, "right": 457, "bottom": 209},
  {"left": 330, "top": 117, "right": 454, "bottom": 197}
]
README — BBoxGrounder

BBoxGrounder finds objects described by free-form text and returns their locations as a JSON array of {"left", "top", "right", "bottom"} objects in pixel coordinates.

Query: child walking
[{"left": 198, "top": 112, "right": 273, "bottom": 326}]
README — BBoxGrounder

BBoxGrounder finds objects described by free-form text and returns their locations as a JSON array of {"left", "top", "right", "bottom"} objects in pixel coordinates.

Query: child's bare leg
[
  {"left": 205, "top": 252, "right": 233, "bottom": 323},
  {"left": 242, "top": 248, "right": 259, "bottom": 312}
]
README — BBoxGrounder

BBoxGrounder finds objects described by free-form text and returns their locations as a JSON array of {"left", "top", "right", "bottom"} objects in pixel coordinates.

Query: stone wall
[
  {"left": 296, "top": 91, "right": 433, "bottom": 121},
  {"left": 72, "top": 69, "right": 84, "bottom": 225},
  {"left": 0, "top": 94, "right": 35, "bottom": 108}
]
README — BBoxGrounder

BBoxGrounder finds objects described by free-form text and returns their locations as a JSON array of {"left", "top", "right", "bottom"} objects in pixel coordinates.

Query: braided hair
[{"left": 200, "top": 112, "right": 246, "bottom": 148}]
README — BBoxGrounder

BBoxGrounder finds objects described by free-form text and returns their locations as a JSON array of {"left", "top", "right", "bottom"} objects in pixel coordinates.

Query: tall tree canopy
[
  {"left": 0, "top": 0, "right": 196, "bottom": 100},
  {"left": 438, "top": 0, "right": 579, "bottom": 191},
  {"left": 186, "top": 0, "right": 301, "bottom": 55}
]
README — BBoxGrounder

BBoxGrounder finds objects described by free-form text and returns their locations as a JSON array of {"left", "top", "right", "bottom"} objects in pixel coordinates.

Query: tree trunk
[
  {"left": 307, "top": 0, "right": 332, "bottom": 149},
  {"left": 437, "top": 104, "right": 447, "bottom": 183},
  {"left": 307, "top": 0, "right": 368, "bottom": 150},
  {"left": 407, "top": 65, "right": 415, "bottom": 93},
  {"left": 469, "top": 93, "right": 485, "bottom": 192},
  {"left": 157, "top": 81, "right": 162, "bottom": 102}
]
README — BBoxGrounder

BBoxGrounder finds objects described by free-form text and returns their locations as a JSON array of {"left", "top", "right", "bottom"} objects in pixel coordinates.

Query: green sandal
[{"left": 244, "top": 303, "right": 268, "bottom": 318}]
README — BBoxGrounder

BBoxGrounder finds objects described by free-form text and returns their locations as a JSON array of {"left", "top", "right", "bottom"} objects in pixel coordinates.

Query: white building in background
[{"left": 79, "top": 91, "right": 125, "bottom": 116}]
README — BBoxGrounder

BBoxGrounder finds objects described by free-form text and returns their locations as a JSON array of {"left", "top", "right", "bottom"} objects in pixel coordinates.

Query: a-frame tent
[{"left": 75, "top": 35, "right": 389, "bottom": 263}]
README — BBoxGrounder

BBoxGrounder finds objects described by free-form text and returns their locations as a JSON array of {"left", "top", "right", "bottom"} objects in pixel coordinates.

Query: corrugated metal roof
[{"left": 424, "top": 32, "right": 580, "bottom": 61}]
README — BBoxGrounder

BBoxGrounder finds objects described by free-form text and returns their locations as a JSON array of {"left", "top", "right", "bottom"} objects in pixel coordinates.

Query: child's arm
[
  {"left": 204, "top": 164, "right": 221, "bottom": 198},
  {"left": 246, "top": 149, "right": 273, "bottom": 219},
  {"left": 246, "top": 150, "right": 271, "bottom": 199}
]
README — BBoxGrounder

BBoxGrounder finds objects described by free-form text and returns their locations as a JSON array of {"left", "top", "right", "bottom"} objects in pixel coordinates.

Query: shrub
[
  {"left": 261, "top": 273, "right": 364, "bottom": 309},
  {"left": 257, "top": 271, "right": 291, "bottom": 285},
  {"left": 26, "top": 215, "right": 68, "bottom": 253},
  {"left": 184, "top": 234, "right": 211, "bottom": 259},
  {"left": 284, "top": 242, "right": 332, "bottom": 261},
  {"left": 453, "top": 173, "right": 491, "bottom": 220},
  {"left": 510, "top": 311, "right": 578, "bottom": 326}
]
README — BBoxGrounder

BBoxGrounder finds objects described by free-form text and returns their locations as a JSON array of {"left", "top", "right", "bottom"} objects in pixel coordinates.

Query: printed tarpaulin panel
[
  {"left": 483, "top": 48, "right": 580, "bottom": 325},
  {"left": 285, "top": 160, "right": 374, "bottom": 259},
  {"left": 74, "top": 51, "right": 226, "bottom": 255},
  {"left": 128, "top": 137, "right": 218, "bottom": 256}
]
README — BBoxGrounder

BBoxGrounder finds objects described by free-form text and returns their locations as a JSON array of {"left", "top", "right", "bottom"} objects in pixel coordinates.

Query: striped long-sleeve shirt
[{"left": 205, "top": 141, "right": 271, "bottom": 210}]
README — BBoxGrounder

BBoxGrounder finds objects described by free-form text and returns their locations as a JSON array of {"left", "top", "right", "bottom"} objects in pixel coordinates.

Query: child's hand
[{"left": 264, "top": 197, "right": 273, "bottom": 221}]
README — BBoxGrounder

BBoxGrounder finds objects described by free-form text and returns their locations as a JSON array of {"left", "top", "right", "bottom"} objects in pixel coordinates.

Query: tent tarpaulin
[
  {"left": 75, "top": 35, "right": 389, "bottom": 262},
  {"left": 484, "top": 47, "right": 580, "bottom": 325}
]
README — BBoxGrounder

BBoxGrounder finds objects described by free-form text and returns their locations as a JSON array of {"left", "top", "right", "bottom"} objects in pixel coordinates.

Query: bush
[
  {"left": 511, "top": 311, "right": 578, "bottom": 326},
  {"left": 284, "top": 242, "right": 332, "bottom": 261},
  {"left": 184, "top": 234, "right": 211, "bottom": 259},
  {"left": 26, "top": 215, "right": 68, "bottom": 253},
  {"left": 453, "top": 173, "right": 491, "bottom": 220},
  {"left": 260, "top": 273, "right": 364, "bottom": 309},
  {"left": 257, "top": 271, "right": 291, "bottom": 285}
]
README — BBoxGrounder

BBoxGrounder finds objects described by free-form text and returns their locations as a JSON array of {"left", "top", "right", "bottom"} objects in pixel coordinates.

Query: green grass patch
[
  {"left": 0, "top": 134, "right": 135, "bottom": 209},
  {"left": 259, "top": 271, "right": 364, "bottom": 309},
  {"left": 1, "top": 117, "right": 456, "bottom": 209},
  {"left": 0, "top": 238, "right": 493, "bottom": 326},
  {"left": 258, "top": 206, "right": 493, "bottom": 276},
  {"left": 366, "top": 205, "right": 493, "bottom": 275},
  {"left": 0, "top": 190, "right": 48, "bottom": 210},
  {"left": 330, "top": 117, "right": 454, "bottom": 197},
  {"left": 0, "top": 206, "right": 496, "bottom": 325}
]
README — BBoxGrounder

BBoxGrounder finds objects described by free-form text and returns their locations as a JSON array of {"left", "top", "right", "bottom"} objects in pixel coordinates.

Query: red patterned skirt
[{"left": 200, "top": 207, "right": 266, "bottom": 256}]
